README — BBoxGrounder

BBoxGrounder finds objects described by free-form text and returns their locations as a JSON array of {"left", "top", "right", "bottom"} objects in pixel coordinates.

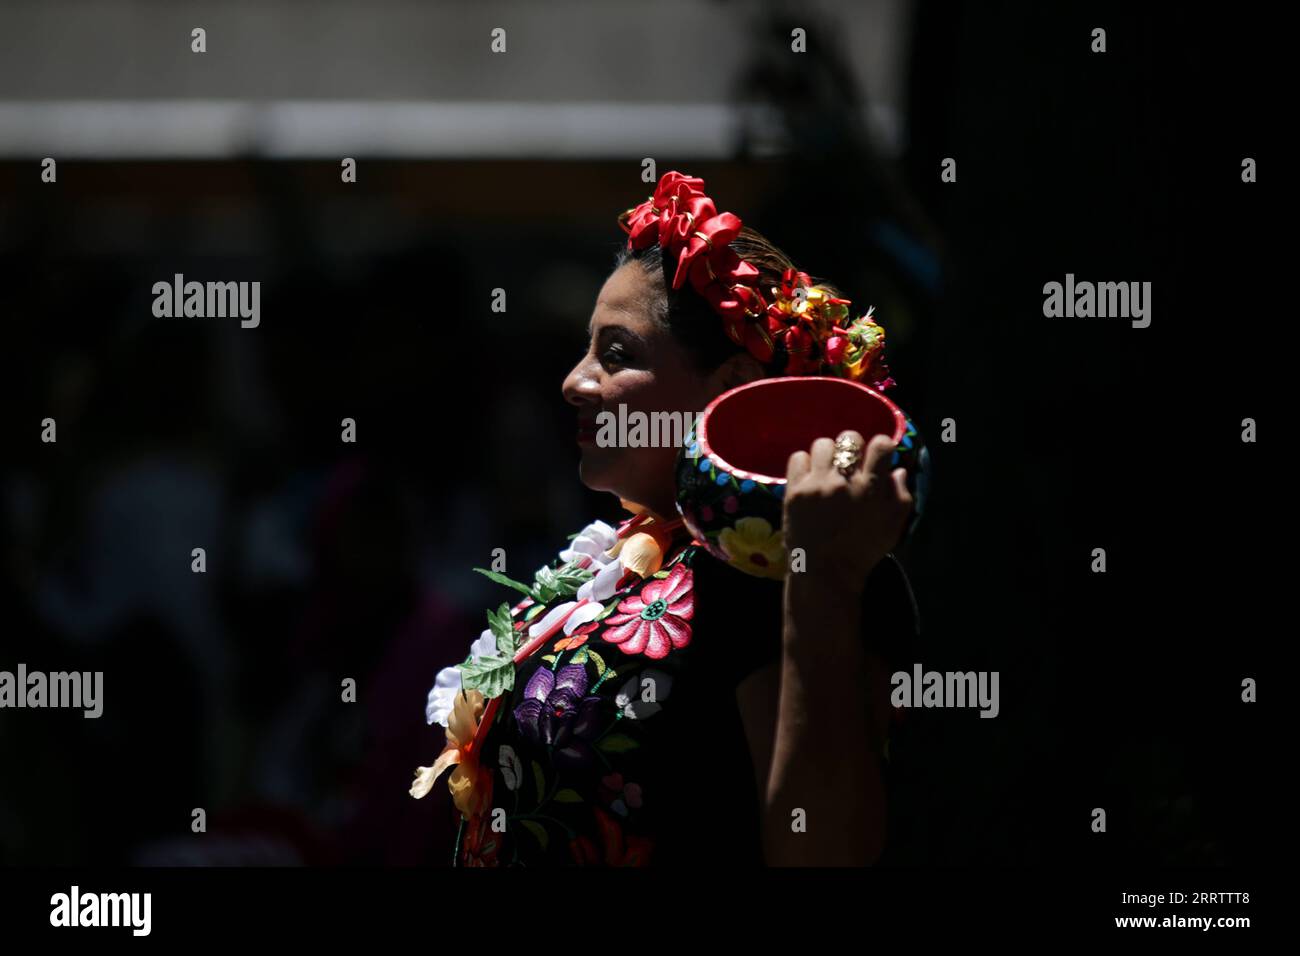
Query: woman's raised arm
[{"left": 749, "top": 431, "right": 913, "bottom": 866}]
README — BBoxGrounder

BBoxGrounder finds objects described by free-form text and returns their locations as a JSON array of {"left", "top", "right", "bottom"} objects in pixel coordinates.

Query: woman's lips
[{"left": 576, "top": 418, "right": 600, "bottom": 444}]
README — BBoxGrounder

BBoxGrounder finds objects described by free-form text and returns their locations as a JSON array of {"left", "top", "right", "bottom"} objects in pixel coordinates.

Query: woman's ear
[{"left": 708, "top": 351, "right": 766, "bottom": 396}]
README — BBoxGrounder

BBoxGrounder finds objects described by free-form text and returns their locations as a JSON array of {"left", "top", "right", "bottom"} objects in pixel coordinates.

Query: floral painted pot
[{"left": 675, "top": 376, "right": 929, "bottom": 579}]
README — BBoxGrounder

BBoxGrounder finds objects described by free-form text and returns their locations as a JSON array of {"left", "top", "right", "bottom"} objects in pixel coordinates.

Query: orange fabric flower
[
  {"left": 614, "top": 531, "right": 667, "bottom": 577},
  {"left": 606, "top": 506, "right": 682, "bottom": 578},
  {"left": 409, "top": 688, "right": 491, "bottom": 819}
]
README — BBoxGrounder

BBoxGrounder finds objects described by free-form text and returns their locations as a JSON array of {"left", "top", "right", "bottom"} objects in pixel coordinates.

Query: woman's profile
[{"left": 411, "top": 171, "right": 923, "bottom": 867}]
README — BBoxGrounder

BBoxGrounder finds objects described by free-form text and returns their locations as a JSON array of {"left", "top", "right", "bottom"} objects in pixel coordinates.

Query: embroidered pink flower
[{"left": 599, "top": 563, "right": 694, "bottom": 660}]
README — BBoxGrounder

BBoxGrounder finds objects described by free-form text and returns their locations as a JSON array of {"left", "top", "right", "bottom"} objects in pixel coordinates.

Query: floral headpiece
[{"left": 618, "top": 170, "right": 895, "bottom": 388}]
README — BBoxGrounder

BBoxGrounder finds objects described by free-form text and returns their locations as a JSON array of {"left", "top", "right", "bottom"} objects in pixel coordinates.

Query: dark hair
[{"left": 614, "top": 226, "right": 844, "bottom": 375}]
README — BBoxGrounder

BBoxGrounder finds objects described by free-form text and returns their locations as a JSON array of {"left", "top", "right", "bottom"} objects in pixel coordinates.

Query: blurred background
[{"left": 0, "top": 1, "right": 1276, "bottom": 866}]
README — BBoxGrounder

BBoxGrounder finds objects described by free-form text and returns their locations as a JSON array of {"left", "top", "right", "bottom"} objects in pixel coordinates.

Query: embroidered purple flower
[{"left": 513, "top": 664, "right": 604, "bottom": 768}]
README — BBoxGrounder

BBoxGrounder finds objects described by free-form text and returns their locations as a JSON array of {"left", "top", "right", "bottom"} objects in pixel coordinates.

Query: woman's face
[{"left": 562, "top": 262, "right": 752, "bottom": 517}]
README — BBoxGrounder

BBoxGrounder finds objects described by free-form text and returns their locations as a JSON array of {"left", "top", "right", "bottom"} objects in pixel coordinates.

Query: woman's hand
[{"left": 783, "top": 430, "right": 914, "bottom": 594}]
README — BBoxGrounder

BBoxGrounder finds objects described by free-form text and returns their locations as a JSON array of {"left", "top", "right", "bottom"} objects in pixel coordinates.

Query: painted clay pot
[{"left": 675, "top": 376, "right": 929, "bottom": 579}]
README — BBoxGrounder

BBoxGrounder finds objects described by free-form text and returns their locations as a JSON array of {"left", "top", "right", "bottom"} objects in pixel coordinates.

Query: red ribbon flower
[
  {"left": 622, "top": 171, "right": 706, "bottom": 250},
  {"left": 617, "top": 171, "right": 897, "bottom": 386},
  {"left": 665, "top": 203, "right": 744, "bottom": 291}
]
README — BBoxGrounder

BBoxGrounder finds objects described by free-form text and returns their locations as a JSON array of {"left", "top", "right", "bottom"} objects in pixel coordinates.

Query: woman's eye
[{"left": 601, "top": 345, "right": 630, "bottom": 365}]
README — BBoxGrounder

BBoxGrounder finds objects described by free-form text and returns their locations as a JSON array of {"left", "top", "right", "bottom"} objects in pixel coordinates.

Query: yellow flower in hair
[
  {"left": 798, "top": 286, "right": 828, "bottom": 315},
  {"left": 840, "top": 310, "right": 887, "bottom": 382}
]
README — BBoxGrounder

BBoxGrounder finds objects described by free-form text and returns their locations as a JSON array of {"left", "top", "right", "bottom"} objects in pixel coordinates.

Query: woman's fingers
[
  {"left": 809, "top": 436, "right": 836, "bottom": 473},
  {"left": 859, "top": 434, "right": 898, "bottom": 493},
  {"left": 802, "top": 432, "right": 902, "bottom": 498},
  {"left": 892, "top": 467, "right": 913, "bottom": 507},
  {"left": 786, "top": 449, "right": 812, "bottom": 483}
]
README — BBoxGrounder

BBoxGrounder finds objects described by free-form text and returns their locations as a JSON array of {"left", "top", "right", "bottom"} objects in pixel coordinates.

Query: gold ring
[{"left": 832, "top": 435, "right": 864, "bottom": 477}]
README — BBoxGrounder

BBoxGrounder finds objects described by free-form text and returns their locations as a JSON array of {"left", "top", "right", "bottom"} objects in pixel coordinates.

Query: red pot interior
[{"left": 701, "top": 376, "right": 905, "bottom": 482}]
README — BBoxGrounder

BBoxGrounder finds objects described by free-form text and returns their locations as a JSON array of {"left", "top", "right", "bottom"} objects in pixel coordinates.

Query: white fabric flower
[
  {"left": 562, "top": 600, "right": 605, "bottom": 635},
  {"left": 468, "top": 627, "right": 497, "bottom": 658},
  {"left": 425, "top": 667, "right": 462, "bottom": 727},
  {"left": 425, "top": 627, "right": 503, "bottom": 727},
  {"left": 558, "top": 520, "right": 618, "bottom": 564},
  {"left": 527, "top": 600, "right": 579, "bottom": 639},
  {"left": 577, "top": 558, "right": 625, "bottom": 603}
]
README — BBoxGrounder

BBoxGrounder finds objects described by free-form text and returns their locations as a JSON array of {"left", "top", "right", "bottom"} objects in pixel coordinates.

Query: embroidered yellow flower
[
  {"left": 718, "top": 517, "right": 786, "bottom": 580},
  {"left": 410, "top": 688, "right": 491, "bottom": 818}
]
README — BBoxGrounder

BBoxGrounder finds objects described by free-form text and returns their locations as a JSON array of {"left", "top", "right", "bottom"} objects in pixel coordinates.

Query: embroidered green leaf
[
  {"left": 531, "top": 761, "right": 546, "bottom": 801},
  {"left": 587, "top": 650, "right": 608, "bottom": 677},
  {"left": 596, "top": 734, "right": 638, "bottom": 753},
  {"left": 570, "top": 648, "right": 589, "bottom": 666},
  {"left": 518, "top": 819, "right": 549, "bottom": 849},
  {"left": 594, "top": 598, "right": 621, "bottom": 622},
  {"left": 488, "top": 603, "right": 516, "bottom": 656},
  {"left": 541, "top": 654, "right": 558, "bottom": 665},
  {"left": 458, "top": 654, "right": 515, "bottom": 699},
  {"left": 473, "top": 567, "right": 535, "bottom": 599},
  {"left": 652, "top": 569, "right": 670, "bottom": 579},
  {"left": 525, "top": 603, "right": 547, "bottom": 622},
  {"left": 554, "top": 789, "right": 583, "bottom": 804}
]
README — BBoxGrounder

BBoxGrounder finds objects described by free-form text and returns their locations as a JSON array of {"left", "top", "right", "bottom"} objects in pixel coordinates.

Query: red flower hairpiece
[{"left": 617, "top": 171, "right": 895, "bottom": 388}]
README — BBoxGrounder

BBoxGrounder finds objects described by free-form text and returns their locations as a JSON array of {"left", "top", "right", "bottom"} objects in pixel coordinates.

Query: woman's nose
[{"left": 562, "top": 357, "right": 601, "bottom": 407}]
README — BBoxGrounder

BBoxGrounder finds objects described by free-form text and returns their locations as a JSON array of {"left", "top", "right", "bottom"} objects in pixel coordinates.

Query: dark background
[{"left": 0, "top": 2, "right": 1277, "bottom": 867}]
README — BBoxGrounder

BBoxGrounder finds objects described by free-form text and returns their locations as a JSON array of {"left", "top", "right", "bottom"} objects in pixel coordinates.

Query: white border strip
[{"left": 0, "top": 100, "right": 900, "bottom": 159}]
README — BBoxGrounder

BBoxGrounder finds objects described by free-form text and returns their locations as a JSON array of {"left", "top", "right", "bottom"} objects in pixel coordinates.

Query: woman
[{"left": 412, "top": 171, "right": 921, "bottom": 867}]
